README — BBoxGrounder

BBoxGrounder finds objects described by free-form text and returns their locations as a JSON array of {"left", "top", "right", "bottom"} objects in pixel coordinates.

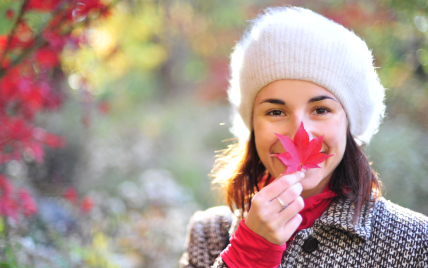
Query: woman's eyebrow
[
  {"left": 259, "top": 98, "right": 285, "bottom": 105},
  {"left": 308, "top": 95, "right": 338, "bottom": 103}
]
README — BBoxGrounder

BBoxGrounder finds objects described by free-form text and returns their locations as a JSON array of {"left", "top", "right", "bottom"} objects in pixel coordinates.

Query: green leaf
[
  {"left": 0, "top": 262, "right": 12, "bottom": 268},
  {"left": 23, "top": 11, "right": 52, "bottom": 35},
  {"left": 0, "top": 0, "right": 20, "bottom": 36},
  {"left": 0, "top": 218, "right": 4, "bottom": 236}
]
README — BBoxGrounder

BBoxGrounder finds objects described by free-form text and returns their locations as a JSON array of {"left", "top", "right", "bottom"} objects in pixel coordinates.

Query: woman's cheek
[{"left": 254, "top": 134, "right": 274, "bottom": 171}]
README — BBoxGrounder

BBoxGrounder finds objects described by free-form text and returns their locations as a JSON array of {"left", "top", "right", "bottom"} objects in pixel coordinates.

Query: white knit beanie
[{"left": 228, "top": 6, "right": 385, "bottom": 144}]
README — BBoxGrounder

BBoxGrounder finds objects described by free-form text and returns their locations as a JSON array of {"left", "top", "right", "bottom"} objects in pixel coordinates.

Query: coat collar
[
  {"left": 314, "top": 197, "right": 377, "bottom": 240},
  {"left": 230, "top": 197, "right": 379, "bottom": 240}
]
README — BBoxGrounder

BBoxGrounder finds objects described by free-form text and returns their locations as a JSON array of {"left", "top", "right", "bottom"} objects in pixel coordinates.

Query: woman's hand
[{"left": 245, "top": 172, "right": 305, "bottom": 245}]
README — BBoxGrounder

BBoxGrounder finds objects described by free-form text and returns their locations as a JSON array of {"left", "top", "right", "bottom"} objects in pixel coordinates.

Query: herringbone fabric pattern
[{"left": 179, "top": 198, "right": 428, "bottom": 268}]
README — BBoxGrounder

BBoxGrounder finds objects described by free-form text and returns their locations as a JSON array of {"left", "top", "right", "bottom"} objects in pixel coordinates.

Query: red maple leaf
[{"left": 273, "top": 122, "right": 333, "bottom": 173}]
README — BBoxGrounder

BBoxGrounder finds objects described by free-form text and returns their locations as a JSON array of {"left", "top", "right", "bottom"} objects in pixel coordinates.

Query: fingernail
[
  {"left": 298, "top": 171, "right": 305, "bottom": 179},
  {"left": 301, "top": 169, "right": 307, "bottom": 174}
]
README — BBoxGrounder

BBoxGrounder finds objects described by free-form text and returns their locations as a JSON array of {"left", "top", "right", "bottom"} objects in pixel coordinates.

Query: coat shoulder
[
  {"left": 372, "top": 197, "right": 428, "bottom": 265},
  {"left": 375, "top": 197, "right": 428, "bottom": 232},
  {"left": 179, "top": 206, "right": 235, "bottom": 268}
]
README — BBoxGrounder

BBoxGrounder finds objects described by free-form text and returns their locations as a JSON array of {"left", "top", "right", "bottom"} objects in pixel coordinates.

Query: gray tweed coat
[{"left": 179, "top": 197, "right": 428, "bottom": 268}]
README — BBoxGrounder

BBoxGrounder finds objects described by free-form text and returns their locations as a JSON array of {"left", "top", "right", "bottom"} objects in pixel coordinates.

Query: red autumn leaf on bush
[
  {"left": 0, "top": 117, "right": 65, "bottom": 164},
  {"left": 17, "top": 188, "right": 38, "bottom": 217},
  {"left": 6, "top": 9, "right": 14, "bottom": 20},
  {"left": 0, "top": 175, "right": 13, "bottom": 199},
  {"left": 97, "top": 101, "right": 110, "bottom": 115},
  {"left": 64, "top": 187, "right": 78, "bottom": 204},
  {"left": 35, "top": 48, "right": 59, "bottom": 68},
  {"left": 80, "top": 196, "right": 94, "bottom": 214},
  {"left": 0, "top": 175, "right": 18, "bottom": 219},
  {"left": 15, "top": 22, "right": 34, "bottom": 46},
  {"left": 26, "top": 0, "right": 61, "bottom": 11},
  {"left": 273, "top": 122, "right": 333, "bottom": 173}
]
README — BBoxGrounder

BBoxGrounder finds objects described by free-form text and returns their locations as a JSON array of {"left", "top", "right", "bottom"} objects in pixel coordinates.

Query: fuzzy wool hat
[{"left": 228, "top": 6, "right": 385, "bottom": 144}]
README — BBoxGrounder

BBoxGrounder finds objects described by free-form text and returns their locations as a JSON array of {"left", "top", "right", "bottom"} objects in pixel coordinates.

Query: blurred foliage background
[{"left": 1, "top": 0, "right": 428, "bottom": 267}]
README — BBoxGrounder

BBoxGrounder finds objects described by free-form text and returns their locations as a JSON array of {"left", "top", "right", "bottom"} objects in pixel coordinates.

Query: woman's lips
[{"left": 271, "top": 150, "right": 329, "bottom": 155}]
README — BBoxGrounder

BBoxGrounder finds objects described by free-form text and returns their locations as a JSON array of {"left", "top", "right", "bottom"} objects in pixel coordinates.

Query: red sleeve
[{"left": 220, "top": 220, "right": 286, "bottom": 268}]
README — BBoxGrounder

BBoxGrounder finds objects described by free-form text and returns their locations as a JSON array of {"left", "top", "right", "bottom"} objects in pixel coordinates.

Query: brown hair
[{"left": 212, "top": 128, "right": 381, "bottom": 222}]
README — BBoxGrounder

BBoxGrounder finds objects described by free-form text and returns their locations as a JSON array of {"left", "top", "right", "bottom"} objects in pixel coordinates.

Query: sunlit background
[{"left": 1, "top": 0, "right": 428, "bottom": 267}]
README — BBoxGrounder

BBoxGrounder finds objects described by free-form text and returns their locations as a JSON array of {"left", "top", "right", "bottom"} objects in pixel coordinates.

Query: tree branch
[{"left": 0, "top": 0, "right": 30, "bottom": 69}]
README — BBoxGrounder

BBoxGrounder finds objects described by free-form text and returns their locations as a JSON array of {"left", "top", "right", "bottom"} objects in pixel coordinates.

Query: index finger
[{"left": 260, "top": 171, "right": 305, "bottom": 199}]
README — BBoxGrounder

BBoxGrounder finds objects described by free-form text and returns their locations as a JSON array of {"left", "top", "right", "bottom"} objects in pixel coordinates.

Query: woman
[{"left": 180, "top": 6, "right": 428, "bottom": 268}]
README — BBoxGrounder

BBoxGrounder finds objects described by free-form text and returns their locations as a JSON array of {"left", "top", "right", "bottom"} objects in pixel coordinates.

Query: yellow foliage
[
  {"left": 93, "top": 231, "right": 109, "bottom": 250},
  {"left": 89, "top": 29, "right": 117, "bottom": 58},
  {"left": 133, "top": 43, "right": 168, "bottom": 70},
  {"left": 107, "top": 51, "right": 131, "bottom": 78}
]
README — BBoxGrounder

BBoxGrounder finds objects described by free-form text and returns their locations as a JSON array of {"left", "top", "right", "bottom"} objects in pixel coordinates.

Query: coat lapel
[{"left": 314, "top": 197, "right": 376, "bottom": 240}]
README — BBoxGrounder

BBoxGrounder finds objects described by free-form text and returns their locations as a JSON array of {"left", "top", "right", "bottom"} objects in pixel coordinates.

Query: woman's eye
[
  {"left": 267, "top": 110, "right": 284, "bottom": 116},
  {"left": 312, "top": 107, "right": 329, "bottom": 115}
]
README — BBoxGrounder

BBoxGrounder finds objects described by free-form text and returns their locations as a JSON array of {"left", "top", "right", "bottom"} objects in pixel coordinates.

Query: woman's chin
[{"left": 301, "top": 171, "right": 330, "bottom": 196}]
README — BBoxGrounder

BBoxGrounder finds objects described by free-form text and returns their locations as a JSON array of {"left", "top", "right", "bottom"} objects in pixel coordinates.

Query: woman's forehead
[{"left": 255, "top": 80, "right": 338, "bottom": 102}]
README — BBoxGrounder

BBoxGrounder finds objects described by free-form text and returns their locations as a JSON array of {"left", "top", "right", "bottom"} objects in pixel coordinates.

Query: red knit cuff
[{"left": 220, "top": 220, "right": 286, "bottom": 268}]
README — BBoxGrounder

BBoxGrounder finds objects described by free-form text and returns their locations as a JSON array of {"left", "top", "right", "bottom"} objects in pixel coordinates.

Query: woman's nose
[
  {"left": 302, "top": 121, "right": 316, "bottom": 140},
  {"left": 282, "top": 118, "right": 315, "bottom": 140},
  {"left": 281, "top": 117, "right": 303, "bottom": 139}
]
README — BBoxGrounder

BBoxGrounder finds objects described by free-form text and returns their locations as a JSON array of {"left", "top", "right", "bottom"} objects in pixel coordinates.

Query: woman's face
[{"left": 253, "top": 80, "right": 348, "bottom": 199}]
